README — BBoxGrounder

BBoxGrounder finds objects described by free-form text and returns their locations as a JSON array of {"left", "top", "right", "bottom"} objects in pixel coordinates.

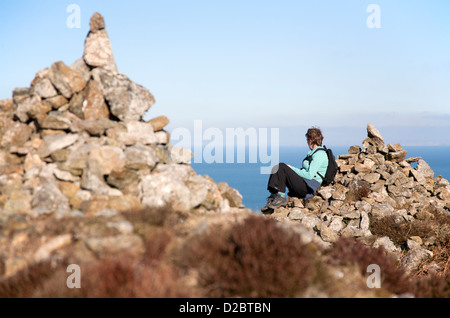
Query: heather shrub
[
  {"left": 346, "top": 178, "right": 371, "bottom": 202},
  {"left": 32, "top": 254, "right": 196, "bottom": 298},
  {"left": 417, "top": 231, "right": 450, "bottom": 277},
  {"left": 326, "top": 237, "right": 413, "bottom": 295},
  {"left": 179, "top": 215, "right": 318, "bottom": 298},
  {"left": 1, "top": 209, "right": 192, "bottom": 298},
  {"left": 413, "top": 272, "right": 450, "bottom": 298},
  {"left": 123, "top": 206, "right": 186, "bottom": 228},
  {"left": 370, "top": 215, "right": 434, "bottom": 247},
  {"left": 0, "top": 259, "right": 68, "bottom": 298}
]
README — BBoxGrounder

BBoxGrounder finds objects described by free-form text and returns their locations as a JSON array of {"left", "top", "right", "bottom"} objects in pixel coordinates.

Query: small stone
[
  {"left": 401, "top": 247, "right": 433, "bottom": 272},
  {"left": 48, "top": 61, "right": 88, "bottom": 99},
  {"left": 82, "top": 80, "right": 110, "bottom": 120},
  {"left": 328, "top": 216, "right": 344, "bottom": 233},
  {"left": 14, "top": 95, "right": 40, "bottom": 122},
  {"left": 155, "top": 130, "right": 170, "bottom": 145},
  {"left": 314, "top": 223, "right": 337, "bottom": 243},
  {"left": 406, "top": 237, "right": 422, "bottom": 250},
  {"left": 31, "top": 77, "right": 58, "bottom": 99},
  {"left": 34, "top": 234, "right": 72, "bottom": 262},
  {"left": 416, "top": 159, "right": 434, "bottom": 179},
  {"left": 360, "top": 212, "right": 370, "bottom": 231},
  {"left": 37, "top": 112, "right": 72, "bottom": 130},
  {"left": 354, "top": 162, "right": 373, "bottom": 174},
  {"left": 373, "top": 236, "right": 400, "bottom": 253},
  {"left": 348, "top": 145, "right": 361, "bottom": 154},
  {"left": 46, "top": 95, "right": 69, "bottom": 109},
  {"left": 287, "top": 207, "right": 307, "bottom": 220},
  {"left": 31, "top": 182, "right": 71, "bottom": 216},
  {"left": 341, "top": 211, "right": 360, "bottom": 219},
  {"left": 387, "top": 150, "right": 407, "bottom": 162},
  {"left": 363, "top": 173, "right": 381, "bottom": 184},
  {"left": 70, "top": 58, "right": 91, "bottom": 83},
  {"left": 0, "top": 98, "right": 14, "bottom": 114},
  {"left": 217, "top": 182, "right": 243, "bottom": 208},
  {"left": 89, "top": 12, "right": 105, "bottom": 32},
  {"left": 318, "top": 187, "right": 335, "bottom": 200},
  {"left": 367, "top": 123, "right": 384, "bottom": 142},
  {"left": 148, "top": 116, "right": 170, "bottom": 131},
  {"left": 38, "top": 134, "right": 79, "bottom": 158},
  {"left": 170, "top": 145, "right": 193, "bottom": 164},
  {"left": 388, "top": 143, "right": 403, "bottom": 152},
  {"left": 124, "top": 144, "right": 157, "bottom": 170}
]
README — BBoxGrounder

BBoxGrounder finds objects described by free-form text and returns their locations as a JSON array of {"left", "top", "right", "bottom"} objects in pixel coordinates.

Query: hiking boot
[
  {"left": 267, "top": 194, "right": 287, "bottom": 209},
  {"left": 261, "top": 194, "right": 276, "bottom": 214},
  {"left": 261, "top": 205, "right": 274, "bottom": 214}
]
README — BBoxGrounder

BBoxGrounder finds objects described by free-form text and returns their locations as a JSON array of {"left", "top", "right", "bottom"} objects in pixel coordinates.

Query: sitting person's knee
[{"left": 271, "top": 163, "right": 287, "bottom": 174}]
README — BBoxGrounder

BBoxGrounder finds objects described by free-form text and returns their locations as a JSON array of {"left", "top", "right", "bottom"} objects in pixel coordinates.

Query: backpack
[{"left": 304, "top": 145, "right": 338, "bottom": 186}]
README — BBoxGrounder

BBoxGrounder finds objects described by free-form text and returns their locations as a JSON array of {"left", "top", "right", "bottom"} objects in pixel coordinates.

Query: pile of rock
[
  {"left": 0, "top": 13, "right": 246, "bottom": 277},
  {"left": 270, "top": 123, "right": 450, "bottom": 271}
]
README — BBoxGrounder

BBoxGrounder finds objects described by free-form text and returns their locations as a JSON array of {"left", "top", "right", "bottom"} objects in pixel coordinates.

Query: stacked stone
[
  {"left": 271, "top": 123, "right": 450, "bottom": 270},
  {"left": 0, "top": 13, "right": 246, "bottom": 277}
]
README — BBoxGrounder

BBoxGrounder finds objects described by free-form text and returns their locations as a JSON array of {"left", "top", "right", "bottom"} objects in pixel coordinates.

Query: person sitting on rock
[{"left": 261, "top": 127, "right": 329, "bottom": 213}]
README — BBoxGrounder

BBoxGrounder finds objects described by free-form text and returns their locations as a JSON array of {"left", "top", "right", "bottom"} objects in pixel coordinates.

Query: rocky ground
[{"left": 0, "top": 13, "right": 448, "bottom": 298}]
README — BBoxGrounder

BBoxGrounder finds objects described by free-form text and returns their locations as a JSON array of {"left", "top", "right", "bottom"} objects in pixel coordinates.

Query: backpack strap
[
  {"left": 304, "top": 146, "right": 327, "bottom": 182},
  {"left": 304, "top": 146, "right": 326, "bottom": 163}
]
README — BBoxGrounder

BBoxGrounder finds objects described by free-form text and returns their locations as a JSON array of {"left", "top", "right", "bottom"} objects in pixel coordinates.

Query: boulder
[
  {"left": 48, "top": 61, "right": 88, "bottom": 99},
  {"left": 92, "top": 68, "right": 155, "bottom": 121}
]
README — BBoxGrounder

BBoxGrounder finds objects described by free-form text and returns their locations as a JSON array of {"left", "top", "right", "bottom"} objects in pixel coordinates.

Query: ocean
[{"left": 191, "top": 146, "right": 450, "bottom": 212}]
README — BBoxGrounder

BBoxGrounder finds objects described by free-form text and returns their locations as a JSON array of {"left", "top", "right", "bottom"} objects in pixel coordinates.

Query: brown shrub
[
  {"left": 33, "top": 254, "right": 196, "bottom": 298},
  {"left": 69, "top": 256, "right": 194, "bottom": 298},
  {"left": 326, "top": 237, "right": 413, "bottom": 295},
  {"left": 370, "top": 215, "right": 434, "bottom": 247},
  {"left": 417, "top": 231, "right": 450, "bottom": 277},
  {"left": 179, "top": 215, "right": 317, "bottom": 298},
  {"left": 0, "top": 259, "right": 68, "bottom": 298},
  {"left": 346, "top": 178, "right": 371, "bottom": 202},
  {"left": 413, "top": 272, "right": 450, "bottom": 298},
  {"left": 123, "top": 206, "right": 186, "bottom": 228},
  {"left": 1, "top": 216, "right": 192, "bottom": 298}
]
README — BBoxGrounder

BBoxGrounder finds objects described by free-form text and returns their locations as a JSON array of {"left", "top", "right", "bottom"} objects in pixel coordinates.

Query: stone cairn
[
  {"left": 0, "top": 13, "right": 246, "bottom": 277},
  {"left": 269, "top": 123, "right": 450, "bottom": 271}
]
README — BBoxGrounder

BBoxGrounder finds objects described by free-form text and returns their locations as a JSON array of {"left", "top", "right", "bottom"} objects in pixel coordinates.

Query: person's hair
[{"left": 305, "top": 127, "right": 324, "bottom": 146}]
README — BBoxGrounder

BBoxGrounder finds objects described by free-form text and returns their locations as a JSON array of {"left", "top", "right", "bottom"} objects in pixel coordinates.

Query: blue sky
[{"left": 1, "top": 0, "right": 449, "bottom": 146}]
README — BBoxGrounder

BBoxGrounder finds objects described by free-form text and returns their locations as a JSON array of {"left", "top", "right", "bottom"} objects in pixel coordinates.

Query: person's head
[{"left": 305, "top": 127, "right": 324, "bottom": 149}]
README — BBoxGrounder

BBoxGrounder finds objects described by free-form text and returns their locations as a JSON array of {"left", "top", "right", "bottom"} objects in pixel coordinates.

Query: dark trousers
[{"left": 267, "top": 163, "right": 311, "bottom": 198}]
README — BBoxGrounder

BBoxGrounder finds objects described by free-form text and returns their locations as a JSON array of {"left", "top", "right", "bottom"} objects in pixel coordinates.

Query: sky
[{"left": 1, "top": 0, "right": 449, "bottom": 147}]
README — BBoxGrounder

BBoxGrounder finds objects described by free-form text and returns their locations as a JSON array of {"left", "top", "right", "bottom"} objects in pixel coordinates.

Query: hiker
[{"left": 262, "top": 127, "right": 329, "bottom": 213}]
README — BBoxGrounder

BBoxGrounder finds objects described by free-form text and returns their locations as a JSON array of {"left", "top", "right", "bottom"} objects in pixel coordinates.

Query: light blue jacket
[{"left": 290, "top": 146, "right": 329, "bottom": 184}]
